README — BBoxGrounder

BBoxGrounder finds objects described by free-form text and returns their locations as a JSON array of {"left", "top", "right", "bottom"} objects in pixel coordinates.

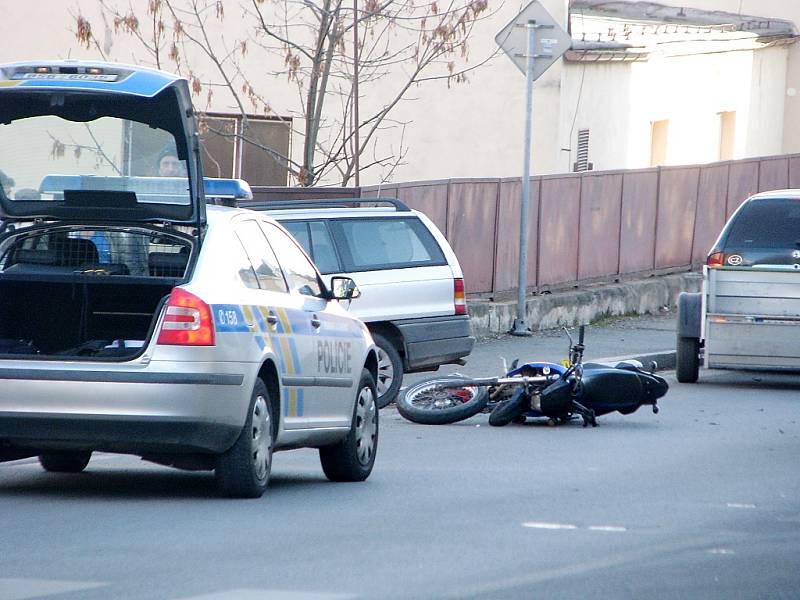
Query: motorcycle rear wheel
[{"left": 397, "top": 377, "right": 489, "bottom": 425}]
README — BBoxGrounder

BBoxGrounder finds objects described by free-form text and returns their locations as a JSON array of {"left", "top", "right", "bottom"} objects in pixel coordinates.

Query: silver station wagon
[{"left": 0, "top": 61, "right": 379, "bottom": 498}]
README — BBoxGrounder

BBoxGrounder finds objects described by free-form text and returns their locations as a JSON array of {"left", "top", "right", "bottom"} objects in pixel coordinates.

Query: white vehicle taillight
[
  {"left": 454, "top": 278, "right": 467, "bottom": 315},
  {"left": 157, "top": 288, "right": 215, "bottom": 346},
  {"left": 706, "top": 251, "right": 725, "bottom": 268}
]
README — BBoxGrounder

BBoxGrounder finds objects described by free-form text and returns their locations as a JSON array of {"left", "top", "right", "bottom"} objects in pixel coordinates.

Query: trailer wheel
[{"left": 676, "top": 336, "right": 700, "bottom": 383}]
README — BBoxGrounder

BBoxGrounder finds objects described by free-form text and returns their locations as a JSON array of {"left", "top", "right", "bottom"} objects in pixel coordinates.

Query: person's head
[{"left": 156, "top": 145, "right": 186, "bottom": 177}]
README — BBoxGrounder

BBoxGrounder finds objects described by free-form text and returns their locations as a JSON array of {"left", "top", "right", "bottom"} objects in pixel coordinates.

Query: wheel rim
[
  {"left": 409, "top": 383, "right": 478, "bottom": 411},
  {"left": 354, "top": 385, "right": 377, "bottom": 465},
  {"left": 376, "top": 346, "right": 394, "bottom": 397},
  {"left": 251, "top": 394, "right": 272, "bottom": 481}
]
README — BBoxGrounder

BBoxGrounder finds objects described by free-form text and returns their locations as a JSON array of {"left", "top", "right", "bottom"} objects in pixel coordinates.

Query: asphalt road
[{"left": 1, "top": 331, "right": 799, "bottom": 599}]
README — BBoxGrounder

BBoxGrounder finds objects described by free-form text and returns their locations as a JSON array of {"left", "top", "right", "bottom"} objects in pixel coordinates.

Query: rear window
[
  {"left": 724, "top": 198, "right": 800, "bottom": 249},
  {"left": 0, "top": 227, "right": 191, "bottom": 278},
  {"left": 329, "top": 217, "right": 447, "bottom": 272}
]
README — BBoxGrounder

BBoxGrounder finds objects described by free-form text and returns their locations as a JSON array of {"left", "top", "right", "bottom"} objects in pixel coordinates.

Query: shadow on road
[{"left": 0, "top": 466, "right": 332, "bottom": 500}]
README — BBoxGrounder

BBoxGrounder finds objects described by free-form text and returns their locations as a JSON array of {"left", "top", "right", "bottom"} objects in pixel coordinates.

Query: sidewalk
[{"left": 468, "top": 271, "right": 701, "bottom": 339}]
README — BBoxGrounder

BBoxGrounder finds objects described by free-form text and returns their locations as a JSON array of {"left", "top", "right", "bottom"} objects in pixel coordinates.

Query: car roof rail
[{"left": 240, "top": 197, "right": 411, "bottom": 212}]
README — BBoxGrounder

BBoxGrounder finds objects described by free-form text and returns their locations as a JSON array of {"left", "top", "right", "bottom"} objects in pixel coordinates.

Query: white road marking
[
  {"left": 727, "top": 503, "right": 756, "bottom": 509},
  {"left": 588, "top": 525, "right": 627, "bottom": 532},
  {"left": 0, "top": 578, "right": 106, "bottom": 600},
  {"left": 522, "top": 522, "right": 627, "bottom": 532},
  {"left": 522, "top": 522, "right": 578, "bottom": 530},
  {"left": 707, "top": 548, "right": 735, "bottom": 555},
  {"left": 174, "top": 591, "right": 357, "bottom": 600}
]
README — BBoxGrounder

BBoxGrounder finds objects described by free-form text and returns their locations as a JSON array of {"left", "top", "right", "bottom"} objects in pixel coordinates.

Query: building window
[
  {"left": 650, "top": 120, "right": 669, "bottom": 167},
  {"left": 718, "top": 111, "right": 736, "bottom": 161},
  {"left": 573, "top": 129, "right": 593, "bottom": 172},
  {"left": 199, "top": 113, "right": 291, "bottom": 186}
]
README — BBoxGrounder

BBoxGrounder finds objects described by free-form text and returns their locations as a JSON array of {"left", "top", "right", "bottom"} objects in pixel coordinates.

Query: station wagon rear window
[
  {"left": 725, "top": 197, "right": 800, "bottom": 249},
  {"left": 281, "top": 216, "right": 447, "bottom": 273},
  {"left": 329, "top": 217, "right": 447, "bottom": 272}
]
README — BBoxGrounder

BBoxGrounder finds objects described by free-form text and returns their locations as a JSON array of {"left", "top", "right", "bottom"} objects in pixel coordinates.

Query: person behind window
[{"left": 156, "top": 145, "right": 187, "bottom": 177}]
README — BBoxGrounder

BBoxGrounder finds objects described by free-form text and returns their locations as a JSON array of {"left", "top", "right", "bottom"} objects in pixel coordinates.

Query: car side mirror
[{"left": 330, "top": 276, "right": 361, "bottom": 301}]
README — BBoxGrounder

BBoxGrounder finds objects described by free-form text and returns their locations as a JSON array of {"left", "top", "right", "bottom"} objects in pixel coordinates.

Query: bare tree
[{"left": 74, "top": 0, "right": 493, "bottom": 186}]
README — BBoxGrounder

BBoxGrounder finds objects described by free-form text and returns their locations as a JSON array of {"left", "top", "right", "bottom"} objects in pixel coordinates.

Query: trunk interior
[
  {"left": 0, "top": 279, "right": 172, "bottom": 359},
  {"left": 0, "top": 225, "right": 192, "bottom": 359}
]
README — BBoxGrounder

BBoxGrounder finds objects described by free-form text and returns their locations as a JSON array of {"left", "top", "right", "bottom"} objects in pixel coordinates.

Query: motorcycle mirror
[
  {"left": 649, "top": 360, "right": 658, "bottom": 374},
  {"left": 511, "top": 359, "right": 519, "bottom": 370},
  {"left": 578, "top": 325, "right": 585, "bottom": 345}
]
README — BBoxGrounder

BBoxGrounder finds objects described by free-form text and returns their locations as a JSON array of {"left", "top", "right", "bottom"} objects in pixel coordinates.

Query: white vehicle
[
  {"left": 0, "top": 60, "right": 379, "bottom": 498},
  {"left": 676, "top": 189, "right": 800, "bottom": 383},
  {"left": 248, "top": 199, "right": 475, "bottom": 407}
]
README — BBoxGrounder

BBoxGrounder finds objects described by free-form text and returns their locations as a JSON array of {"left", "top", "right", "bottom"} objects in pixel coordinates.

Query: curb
[
  {"left": 592, "top": 350, "right": 676, "bottom": 372},
  {"left": 468, "top": 272, "right": 702, "bottom": 338}
]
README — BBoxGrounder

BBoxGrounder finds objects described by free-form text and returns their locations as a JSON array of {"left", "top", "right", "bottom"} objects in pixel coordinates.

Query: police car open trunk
[
  {"left": 0, "top": 62, "right": 207, "bottom": 358},
  {"left": 0, "top": 225, "right": 193, "bottom": 359}
]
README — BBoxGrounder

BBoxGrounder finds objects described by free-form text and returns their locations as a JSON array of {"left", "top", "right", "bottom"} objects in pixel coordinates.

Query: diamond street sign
[{"left": 495, "top": 0, "right": 572, "bottom": 79}]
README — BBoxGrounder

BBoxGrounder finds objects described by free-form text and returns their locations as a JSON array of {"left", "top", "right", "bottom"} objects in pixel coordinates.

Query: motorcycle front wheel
[{"left": 397, "top": 377, "right": 489, "bottom": 425}]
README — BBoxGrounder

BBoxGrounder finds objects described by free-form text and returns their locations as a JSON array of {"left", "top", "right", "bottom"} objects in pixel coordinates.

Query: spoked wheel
[{"left": 397, "top": 377, "right": 489, "bottom": 425}]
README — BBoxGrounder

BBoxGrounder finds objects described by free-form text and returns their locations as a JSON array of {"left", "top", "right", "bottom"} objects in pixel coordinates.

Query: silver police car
[{"left": 0, "top": 61, "right": 379, "bottom": 498}]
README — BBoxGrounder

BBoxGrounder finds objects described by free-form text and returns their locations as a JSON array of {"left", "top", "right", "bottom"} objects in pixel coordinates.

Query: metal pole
[
  {"left": 353, "top": 0, "right": 361, "bottom": 187},
  {"left": 511, "top": 19, "right": 536, "bottom": 336}
]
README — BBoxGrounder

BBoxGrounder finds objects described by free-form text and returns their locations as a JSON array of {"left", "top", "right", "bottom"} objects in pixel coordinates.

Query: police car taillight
[
  {"left": 157, "top": 288, "right": 215, "bottom": 346},
  {"left": 454, "top": 278, "right": 467, "bottom": 315}
]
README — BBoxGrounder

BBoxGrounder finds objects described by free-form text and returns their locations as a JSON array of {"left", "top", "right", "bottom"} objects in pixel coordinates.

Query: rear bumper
[
  {"left": 0, "top": 363, "right": 251, "bottom": 454},
  {"left": 393, "top": 315, "right": 475, "bottom": 371},
  {"left": 0, "top": 413, "right": 240, "bottom": 454}
]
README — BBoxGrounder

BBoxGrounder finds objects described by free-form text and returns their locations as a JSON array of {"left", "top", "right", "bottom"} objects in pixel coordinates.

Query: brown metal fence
[{"left": 362, "top": 153, "right": 800, "bottom": 299}]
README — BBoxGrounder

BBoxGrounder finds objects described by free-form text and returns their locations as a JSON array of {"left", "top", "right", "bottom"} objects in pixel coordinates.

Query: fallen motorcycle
[{"left": 396, "top": 326, "right": 668, "bottom": 427}]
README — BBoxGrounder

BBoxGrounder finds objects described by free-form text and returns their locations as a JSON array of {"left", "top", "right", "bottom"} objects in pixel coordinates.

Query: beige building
[{"left": 0, "top": 0, "right": 797, "bottom": 185}]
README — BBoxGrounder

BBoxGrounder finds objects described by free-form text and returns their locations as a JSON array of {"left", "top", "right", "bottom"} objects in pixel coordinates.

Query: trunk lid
[{"left": 0, "top": 61, "right": 205, "bottom": 228}]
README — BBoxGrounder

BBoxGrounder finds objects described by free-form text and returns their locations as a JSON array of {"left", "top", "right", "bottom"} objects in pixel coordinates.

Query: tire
[
  {"left": 216, "top": 378, "right": 274, "bottom": 498},
  {"left": 397, "top": 377, "right": 489, "bottom": 425},
  {"left": 372, "top": 333, "right": 403, "bottom": 408},
  {"left": 39, "top": 451, "right": 92, "bottom": 473},
  {"left": 488, "top": 389, "right": 527, "bottom": 427},
  {"left": 676, "top": 336, "right": 700, "bottom": 383},
  {"left": 320, "top": 369, "right": 379, "bottom": 482}
]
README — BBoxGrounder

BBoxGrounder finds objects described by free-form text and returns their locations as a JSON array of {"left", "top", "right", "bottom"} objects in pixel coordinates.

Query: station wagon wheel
[
  {"left": 372, "top": 333, "right": 403, "bottom": 409},
  {"left": 319, "top": 369, "right": 379, "bottom": 482},
  {"left": 216, "top": 378, "right": 274, "bottom": 498}
]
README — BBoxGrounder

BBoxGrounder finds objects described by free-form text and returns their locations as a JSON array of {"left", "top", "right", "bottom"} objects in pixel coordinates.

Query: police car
[{"left": 0, "top": 61, "right": 379, "bottom": 498}]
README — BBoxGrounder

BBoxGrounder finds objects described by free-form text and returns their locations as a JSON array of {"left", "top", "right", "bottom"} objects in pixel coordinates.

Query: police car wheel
[
  {"left": 372, "top": 333, "right": 403, "bottom": 409},
  {"left": 320, "top": 369, "right": 379, "bottom": 482},
  {"left": 39, "top": 451, "right": 92, "bottom": 473},
  {"left": 216, "top": 378, "right": 273, "bottom": 498}
]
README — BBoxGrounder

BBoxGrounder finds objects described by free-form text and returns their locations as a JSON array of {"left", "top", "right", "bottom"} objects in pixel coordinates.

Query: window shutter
[{"left": 574, "top": 129, "right": 591, "bottom": 172}]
